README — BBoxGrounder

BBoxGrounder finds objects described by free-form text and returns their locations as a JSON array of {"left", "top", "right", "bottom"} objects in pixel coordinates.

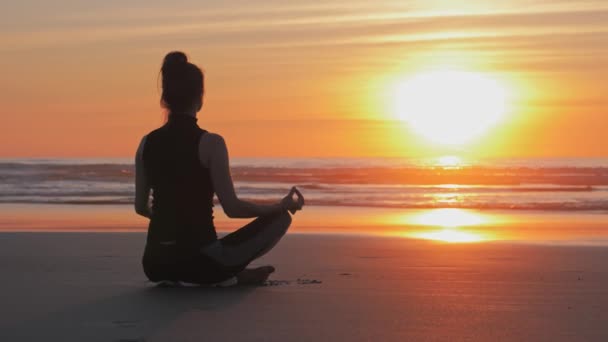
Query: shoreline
[{"left": 1, "top": 203, "right": 607, "bottom": 245}]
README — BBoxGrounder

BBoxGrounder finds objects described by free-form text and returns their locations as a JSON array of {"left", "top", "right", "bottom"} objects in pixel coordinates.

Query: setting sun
[
  {"left": 393, "top": 70, "right": 509, "bottom": 146},
  {"left": 437, "top": 155, "right": 463, "bottom": 168}
]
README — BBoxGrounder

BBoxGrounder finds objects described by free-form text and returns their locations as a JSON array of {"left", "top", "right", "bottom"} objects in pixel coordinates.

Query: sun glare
[
  {"left": 400, "top": 209, "right": 492, "bottom": 243},
  {"left": 412, "top": 229, "right": 484, "bottom": 243},
  {"left": 412, "top": 208, "right": 486, "bottom": 227},
  {"left": 393, "top": 70, "right": 509, "bottom": 146}
]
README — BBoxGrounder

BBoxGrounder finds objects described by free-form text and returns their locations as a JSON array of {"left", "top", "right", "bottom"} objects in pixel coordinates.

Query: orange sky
[{"left": 1, "top": 1, "right": 607, "bottom": 158}]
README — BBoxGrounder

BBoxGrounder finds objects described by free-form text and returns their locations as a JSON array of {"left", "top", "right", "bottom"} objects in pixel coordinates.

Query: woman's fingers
[
  {"left": 287, "top": 186, "right": 298, "bottom": 198},
  {"left": 282, "top": 186, "right": 304, "bottom": 214},
  {"left": 294, "top": 187, "right": 305, "bottom": 208},
  {"left": 283, "top": 188, "right": 295, "bottom": 203}
]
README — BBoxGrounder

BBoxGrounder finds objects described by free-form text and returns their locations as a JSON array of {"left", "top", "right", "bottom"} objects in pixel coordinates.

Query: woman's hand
[{"left": 281, "top": 186, "right": 305, "bottom": 215}]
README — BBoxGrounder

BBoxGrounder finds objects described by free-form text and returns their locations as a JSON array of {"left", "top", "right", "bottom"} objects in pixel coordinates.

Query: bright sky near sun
[{"left": 1, "top": 0, "right": 607, "bottom": 157}]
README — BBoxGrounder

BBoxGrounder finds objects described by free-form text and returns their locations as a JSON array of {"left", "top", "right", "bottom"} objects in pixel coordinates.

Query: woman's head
[{"left": 160, "top": 51, "right": 204, "bottom": 115}]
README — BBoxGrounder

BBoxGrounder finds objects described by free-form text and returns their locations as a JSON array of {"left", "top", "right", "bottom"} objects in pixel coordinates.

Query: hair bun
[{"left": 163, "top": 51, "right": 188, "bottom": 69}]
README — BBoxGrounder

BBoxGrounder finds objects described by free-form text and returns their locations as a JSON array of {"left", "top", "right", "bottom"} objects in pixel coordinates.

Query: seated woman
[{"left": 135, "top": 51, "right": 304, "bottom": 286}]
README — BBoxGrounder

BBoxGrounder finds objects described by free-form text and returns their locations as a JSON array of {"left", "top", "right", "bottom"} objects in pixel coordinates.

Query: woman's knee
[
  {"left": 262, "top": 210, "right": 292, "bottom": 226},
  {"left": 263, "top": 210, "right": 291, "bottom": 234},
  {"left": 276, "top": 210, "right": 292, "bottom": 228},
  {"left": 254, "top": 210, "right": 292, "bottom": 238}
]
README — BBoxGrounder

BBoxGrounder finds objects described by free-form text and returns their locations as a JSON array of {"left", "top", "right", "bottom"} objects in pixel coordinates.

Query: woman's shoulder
[
  {"left": 198, "top": 131, "right": 228, "bottom": 168},
  {"left": 200, "top": 131, "right": 226, "bottom": 147},
  {"left": 142, "top": 125, "right": 166, "bottom": 142}
]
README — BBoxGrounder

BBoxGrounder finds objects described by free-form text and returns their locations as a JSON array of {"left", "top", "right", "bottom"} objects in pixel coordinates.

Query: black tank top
[{"left": 142, "top": 114, "right": 216, "bottom": 252}]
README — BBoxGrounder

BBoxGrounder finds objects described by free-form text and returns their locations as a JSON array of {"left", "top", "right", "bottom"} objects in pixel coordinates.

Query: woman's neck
[{"left": 171, "top": 109, "right": 197, "bottom": 118}]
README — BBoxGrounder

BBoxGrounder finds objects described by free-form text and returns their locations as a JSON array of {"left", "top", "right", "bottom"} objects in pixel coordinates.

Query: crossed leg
[{"left": 202, "top": 210, "right": 292, "bottom": 284}]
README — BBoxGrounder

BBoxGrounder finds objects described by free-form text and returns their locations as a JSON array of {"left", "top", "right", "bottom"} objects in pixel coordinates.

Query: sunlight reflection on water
[{"left": 396, "top": 208, "right": 495, "bottom": 243}]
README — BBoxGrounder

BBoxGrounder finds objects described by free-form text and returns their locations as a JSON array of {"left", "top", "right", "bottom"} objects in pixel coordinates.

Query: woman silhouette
[{"left": 135, "top": 51, "right": 304, "bottom": 286}]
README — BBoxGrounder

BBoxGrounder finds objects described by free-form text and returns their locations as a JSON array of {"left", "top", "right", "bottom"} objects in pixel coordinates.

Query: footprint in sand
[
  {"left": 296, "top": 278, "right": 322, "bottom": 285},
  {"left": 264, "top": 280, "right": 291, "bottom": 286},
  {"left": 263, "top": 279, "right": 323, "bottom": 286}
]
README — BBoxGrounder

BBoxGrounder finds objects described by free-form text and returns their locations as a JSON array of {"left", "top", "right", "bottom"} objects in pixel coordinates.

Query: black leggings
[{"left": 142, "top": 211, "right": 292, "bottom": 284}]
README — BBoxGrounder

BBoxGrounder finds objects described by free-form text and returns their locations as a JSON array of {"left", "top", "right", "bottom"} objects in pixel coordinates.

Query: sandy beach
[{"left": 1, "top": 232, "right": 608, "bottom": 341}]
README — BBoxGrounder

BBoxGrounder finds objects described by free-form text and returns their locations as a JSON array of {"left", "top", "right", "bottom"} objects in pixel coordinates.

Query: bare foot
[{"left": 237, "top": 266, "right": 276, "bottom": 286}]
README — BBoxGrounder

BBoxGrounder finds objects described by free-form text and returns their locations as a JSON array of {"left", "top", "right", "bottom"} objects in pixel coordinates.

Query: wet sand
[
  {"left": 1, "top": 232, "right": 608, "bottom": 341},
  {"left": 2, "top": 203, "right": 608, "bottom": 245}
]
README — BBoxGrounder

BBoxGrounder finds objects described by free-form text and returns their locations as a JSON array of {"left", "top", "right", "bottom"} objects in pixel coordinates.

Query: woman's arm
[
  {"left": 204, "top": 133, "right": 285, "bottom": 218},
  {"left": 134, "top": 136, "right": 152, "bottom": 218}
]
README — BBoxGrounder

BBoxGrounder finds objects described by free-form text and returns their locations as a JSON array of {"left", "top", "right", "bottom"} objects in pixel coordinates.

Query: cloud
[{"left": 2, "top": 6, "right": 608, "bottom": 55}]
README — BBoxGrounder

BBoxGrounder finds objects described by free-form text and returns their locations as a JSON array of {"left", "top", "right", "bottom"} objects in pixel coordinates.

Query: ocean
[{"left": 1, "top": 157, "right": 607, "bottom": 212}]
